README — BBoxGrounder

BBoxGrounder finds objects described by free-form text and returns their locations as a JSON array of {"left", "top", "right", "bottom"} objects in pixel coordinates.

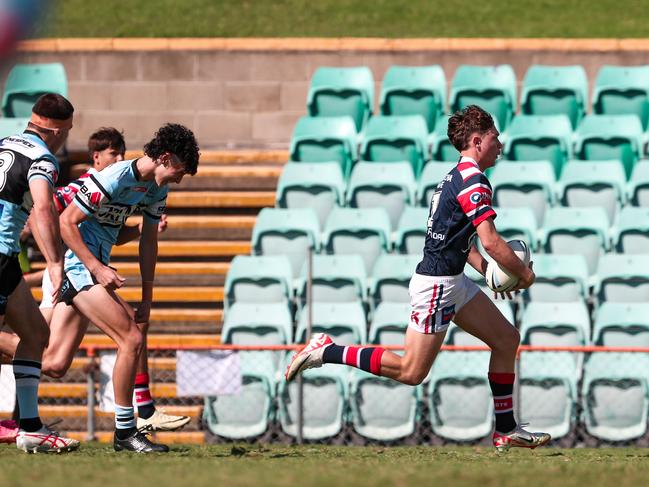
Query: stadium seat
[
  {"left": 346, "top": 161, "right": 416, "bottom": 230},
  {"left": 520, "top": 65, "right": 588, "bottom": 129},
  {"left": 369, "top": 302, "right": 411, "bottom": 345},
  {"left": 296, "top": 254, "right": 367, "bottom": 306},
  {"left": 307, "top": 66, "right": 374, "bottom": 132},
  {"left": 0, "top": 117, "right": 29, "bottom": 139},
  {"left": 492, "top": 207, "right": 539, "bottom": 251},
  {"left": 612, "top": 206, "right": 649, "bottom": 253},
  {"left": 394, "top": 206, "right": 428, "bottom": 255},
  {"left": 594, "top": 254, "right": 649, "bottom": 303},
  {"left": 323, "top": 207, "right": 392, "bottom": 274},
  {"left": 295, "top": 302, "right": 367, "bottom": 345},
  {"left": 519, "top": 352, "right": 578, "bottom": 441},
  {"left": 503, "top": 114, "right": 574, "bottom": 178},
  {"left": 593, "top": 302, "right": 649, "bottom": 347},
  {"left": 350, "top": 370, "right": 422, "bottom": 441},
  {"left": 380, "top": 65, "right": 447, "bottom": 132},
  {"left": 581, "top": 353, "right": 649, "bottom": 442},
  {"left": 429, "top": 116, "right": 460, "bottom": 162},
  {"left": 592, "top": 65, "right": 649, "bottom": 130},
  {"left": 288, "top": 116, "right": 358, "bottom": 179},
  {"left": 359, "top": 115, "right": 429, "bottom": 177},
  {"left": 370, "top": 254, "right": 421, "bottom": 307},
  {"left": 541, "top": 207, "right": 610, "bottom": 275},
  {"left": 628, "top": 159, "right": 649, "bottom": 206},
  {"left": 276, "top": 162, "right": 345, "bottom": 228},
  {"left": 491, "top": 161, "right": 556, "bottom": 226},
  {"left": 520, "top": 302, "right": 590, "bottom": 348},
  {"left": 450, "top": 65, "right": 517, "bottom": 131},
  {"left": 224, "top": 255, "right": 293, "bottom": 310},
  {"left": 417, "top": 161, "right": 455, "bottom": 207},
  {"left": 558, "top": 160, "right": 626, "bottom": 223},
  {"left": 251, "top": 208, "right": 321, "bottom": 279},
  {"left": 444, "top": 300, "right": 514, "bottom": 347},
  {"left": 429, "top": 351, "right": 493, "bottom": 441},
  {"left": 574, "top": 114, "right": 644, "bottom": 179},
  {"left": 523, "top": 254, "right": 589, "bottom": 303},
  {"left": 2, "top": 63, "right": 68, "bottom": 117},
  {"left": 278, "top": 364, "right": 349, "bottom": 440}
]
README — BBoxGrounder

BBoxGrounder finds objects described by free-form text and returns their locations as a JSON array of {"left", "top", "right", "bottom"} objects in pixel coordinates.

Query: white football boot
[
  {"left": 16, "top": 426, "right": 80, "bottom": 453},
  {"left": 285, "top": 333, "right": 333, "bottom": 382},
  {"left": 493, "top": 423, "right": 551, "bottom": 453},
  {"left": 137, "top": 409, "right": 191, "bottom": 432}
]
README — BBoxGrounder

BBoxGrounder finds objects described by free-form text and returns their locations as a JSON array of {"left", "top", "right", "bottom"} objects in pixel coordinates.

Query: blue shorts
[{"left": 61, "top": 253, "right": 97, "bottom": 305}]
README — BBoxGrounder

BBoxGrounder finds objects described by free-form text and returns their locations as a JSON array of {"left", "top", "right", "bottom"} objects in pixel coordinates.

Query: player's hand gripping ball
[{"left": 485, "top": 239, "right": 530, "bottom": 292}]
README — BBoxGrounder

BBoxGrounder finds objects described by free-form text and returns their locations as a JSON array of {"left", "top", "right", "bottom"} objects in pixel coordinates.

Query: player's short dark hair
[
  {"left": 143, "top": 123, "right": 200, "bottom": 176},
  {"left": 87, "top": 127, "right": 126, "bottom": 156},
  {"left": 447, "top": 105, "right": 495, "bottom": 151},
  {"left": 32, "top": 93, "right": 74, "bottom": 120}
]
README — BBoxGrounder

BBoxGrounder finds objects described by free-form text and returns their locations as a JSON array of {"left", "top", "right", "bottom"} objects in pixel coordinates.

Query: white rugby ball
[{"left": 485, "top": 240, "right": 531, "bottom": 292}]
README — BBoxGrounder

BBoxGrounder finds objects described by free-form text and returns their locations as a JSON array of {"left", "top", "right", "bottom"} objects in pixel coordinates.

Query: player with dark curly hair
[{"left": 39, "top": 123, "right": 200, "bottom": 453}]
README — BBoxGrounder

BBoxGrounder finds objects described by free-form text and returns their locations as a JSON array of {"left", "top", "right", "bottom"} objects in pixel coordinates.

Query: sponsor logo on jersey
[
  {"left": 470, "top": 191, "right": 490, "bottom": 204},
  {"left": 95, "top": 203, "right": 136, "bottom": 226},
  {"left": 429, "top": 231, "right": 446, "bottom": 241},
  {"left": 132, "top": 186, "right": 147, "bottom": 193}
]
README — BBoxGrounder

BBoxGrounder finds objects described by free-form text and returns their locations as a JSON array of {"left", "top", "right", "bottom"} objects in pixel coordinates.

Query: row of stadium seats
[
  {"left": 1, "top": 62, "right": 67, "bottom": 118},
  {"left": 203, "top": 352, "right": 649, "bottom": 444},
  {"left": 307, "top": 64, "right": 649, "bottom": 133}
]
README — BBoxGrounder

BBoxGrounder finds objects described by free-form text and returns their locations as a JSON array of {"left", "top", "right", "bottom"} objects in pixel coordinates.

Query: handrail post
[
  {"left": 296, "top": 244, "right": 313, "bottom": 445},
  {"left": 86, "top": 347, "right": 97, "bottom": 442}
]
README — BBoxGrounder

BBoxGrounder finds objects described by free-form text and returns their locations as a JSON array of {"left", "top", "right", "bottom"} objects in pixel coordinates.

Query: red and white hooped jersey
[{"left": 52, "top": 168, "right": 96, "bottom": 214}]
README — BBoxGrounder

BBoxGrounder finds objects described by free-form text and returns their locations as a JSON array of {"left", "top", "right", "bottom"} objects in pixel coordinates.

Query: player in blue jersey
[
  {"left": 56, "top": 123, "right": 199, "bottom": 453},
  {"left": 286, "top": 105, "right": 550, "bottom": 452},
  {"left": 0, "top": 94, "right": 79, "bottom": 453}
]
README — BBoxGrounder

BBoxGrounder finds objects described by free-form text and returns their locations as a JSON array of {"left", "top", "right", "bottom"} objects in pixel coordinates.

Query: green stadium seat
[
  {"left": 541, "top": 207, "right": 610, "bottom": 276},
  {"left": 444, "top": 300, "right": 514, "bottom": 347},
  {"left": 370, "top": 254, "right": 420, "bottom": 307},
  {"left": 523, "top": 254, "right": 589, "bottom": 303},
  {"left": 628, "top": 159, "right": 649, "bottom": 206},
  {"left": 224, "top": 255, "right": 293, "bottom": 310},
  {"left": 394, "top": 206, "right": 428, "bottom": 255},
  {"left": 429, "top": 116, "right": 460, "bottom": 162},
  {"left": 251, "top": 208, "right": 321, "bottom": 279},
  {"left": 222, "top": 302, "right": 293, "bottom": 346},
  {"left": 0, "top": 117, "right": 29, "bottom": 139},
  {"left": 380, "top": 65, "right": 446, "bottom": 132},
  {"left": 276, "top": 162, "right": 345, "bottom": 228},
  {"left": 350, "top": 369, "right": 422, "bottom": 441},
  {"left": 450, "top": 65, "right": 516, "bottom": 131},
  {"left": 519, "top": 352, "right": 578, "bottom": 441},
  {"left": 297, "top": 254, "right": 367, "bottom": 306},
  {"left": 417, "top": 161, "right": 455, "bottom": 207},
  {"left": 289, "top": 116, "right": 357, "bottom": 179},
  {"left": 592, "top": 65, "right": 649, "bottom": 130},
  {"left": 612, "top": 206, "right": 649, "bottom": 253},
  {"left": 369, "top": 302, "right": 410, "bottom": 345},
  {"left": 295, "top": 302, "right": 367, "bottom": 345},
  {"left": 491, "top": 160, "right": 556, "bottom": 226},
  {"left": 581, "top": 353, "right": 649, "bottom": 442},
  {"left": 574, "top": 115, "right": 644, "bottom": 179},
  {"left": 346, "top": 162, "right": 416, "bottom": 230},
  {"left": 307, "top": 66, "right": 374, "bottom": 132},
  {"left": 2, "top": 63, "right": 68, "bottom": 118},
  {"left": 323, "top": 207, "right": 392, "bottom": 274},
  {"left": 593, "top": 303, "right": 649, "bottom": 347},
  {"left": 278, "top": 364, "right": 349, "bottom": 440},
  {"left": 503, "top": 115, "right": 574, "bottom": 178},
  {"left": 520, "top": 302, "right": 590, "bottom": 348},
  {"left": 520, "top": 65, "right": 588, "bottom": 129},
  {"left": 359, "top": 115, "right": 429, "bottom": 177},
  {"left": 493, "top": 207, "right": 539, "bottom": 251},
  {"left": 594, "top": 254, "right": 649, "bottom": 303},
  {"left": 429, "top": 351, "right": 493, "bottom": 441},
  {"left": 558, "top": 160, "right": 626, "bottom": 223}
]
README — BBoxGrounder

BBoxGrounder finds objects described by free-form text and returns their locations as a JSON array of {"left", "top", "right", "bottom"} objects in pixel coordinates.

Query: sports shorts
[
  {"left": 408, "top": 272, "right": 480, "bottom": 334},
  {"left": 0, "top": 252, "right": 22, "bottom": 315},
  {"left": 59, "top": 253, "right": 98, "bottom": 306}
]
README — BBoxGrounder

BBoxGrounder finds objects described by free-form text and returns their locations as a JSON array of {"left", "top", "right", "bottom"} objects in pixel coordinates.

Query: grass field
[
  {"left": 2, "top": 443, "right": 649, "bottom": 487},
  {"left": 37, "top": 0, "right": 649, "bottom": 38}
]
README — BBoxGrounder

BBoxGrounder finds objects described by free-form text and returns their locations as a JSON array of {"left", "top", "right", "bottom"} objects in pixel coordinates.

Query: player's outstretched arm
[{"left": 135, "top": 219, "right": 159, "bottom": 324}]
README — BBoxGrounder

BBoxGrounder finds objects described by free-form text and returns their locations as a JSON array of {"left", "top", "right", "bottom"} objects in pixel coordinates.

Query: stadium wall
[{"left": 6, "top": 38, "right": 649, "bottom": 150}]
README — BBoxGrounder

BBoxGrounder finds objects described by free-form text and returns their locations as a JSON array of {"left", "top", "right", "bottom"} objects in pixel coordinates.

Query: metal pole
[
  {"left": 86, "top": 352, "right": 96, "bottom": 442},
  {"left": 514, "top": 351, "right": 521, "bottom": 424},
  {"left": 296, "top": 245, "right": 313, "bottom": 444}
]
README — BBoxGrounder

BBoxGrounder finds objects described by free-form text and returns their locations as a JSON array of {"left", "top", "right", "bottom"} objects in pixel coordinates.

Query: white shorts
[
  {"left": 40, "top": 269, "right": 54, "bottom": 309},
  {"left": 408, "top": 272, "right": 480, "bottom": 334}
]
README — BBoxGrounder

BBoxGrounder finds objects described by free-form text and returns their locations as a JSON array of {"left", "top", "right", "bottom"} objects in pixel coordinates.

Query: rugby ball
[{"left": 485, "top": 240, "right": 531, "bottom": 292}]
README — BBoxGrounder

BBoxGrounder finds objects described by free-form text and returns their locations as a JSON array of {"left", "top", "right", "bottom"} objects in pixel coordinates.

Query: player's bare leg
[{"left": 41, "top": 303, "right": 88, "bottom": 379}]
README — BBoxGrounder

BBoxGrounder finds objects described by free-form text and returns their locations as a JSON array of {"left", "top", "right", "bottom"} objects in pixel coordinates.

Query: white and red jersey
[
  {"left": 52, "top": 167, "right": 97, "bottom": 214},
  {"left": 416, "top": 156, "right": 496, "bottom": 276}
]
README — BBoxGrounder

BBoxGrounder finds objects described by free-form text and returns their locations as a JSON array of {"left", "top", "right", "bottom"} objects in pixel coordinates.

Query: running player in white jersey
[
  {"left": 286, "top": 105, "right": 551, "bottom": 452},
  {"left": 0, "top": 94, "right": 79, "bottom": 453}
]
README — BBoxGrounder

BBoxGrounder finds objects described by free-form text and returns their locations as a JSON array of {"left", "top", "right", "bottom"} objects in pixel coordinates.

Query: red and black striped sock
[
  {"left": 134, "top": 372, "right": 155, "bottom": 420},
  {"left": 322, "top": 344, "right": 385, "bottom": 375},
  {"left": 489, "top": 372, "right": 517, "bottom": 434}
]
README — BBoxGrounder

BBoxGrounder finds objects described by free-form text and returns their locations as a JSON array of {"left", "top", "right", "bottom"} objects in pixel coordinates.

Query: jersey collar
[
  {"left": 131, "top": 158, "right": 142, "bottom": 181},
  {"left": 459, "top": 156, "right": 479, "bottom": 167}
]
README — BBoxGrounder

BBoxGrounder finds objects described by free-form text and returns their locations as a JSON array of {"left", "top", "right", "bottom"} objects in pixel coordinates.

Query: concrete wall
[{"left": 5, "top": 42, "right": 649, "bottom": 151}]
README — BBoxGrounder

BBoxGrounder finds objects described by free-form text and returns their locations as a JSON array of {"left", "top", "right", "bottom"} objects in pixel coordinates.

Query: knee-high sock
[
  {"left": 12, "top": 359, "right": 43, "bottom": 432},
  {"left": 322, "top": 344, "right": 385, "bottom": 375},
  {"left": 489, "top": 372, "right": 517, "bottom": 434}
]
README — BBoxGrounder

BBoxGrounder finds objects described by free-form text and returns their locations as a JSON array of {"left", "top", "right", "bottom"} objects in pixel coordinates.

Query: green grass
[
  {"left": 3, "top": 443, "right": 649, "bottom": 487},
  {"left": 35, "top": 0, "right": 649, "bottom": 38}
]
